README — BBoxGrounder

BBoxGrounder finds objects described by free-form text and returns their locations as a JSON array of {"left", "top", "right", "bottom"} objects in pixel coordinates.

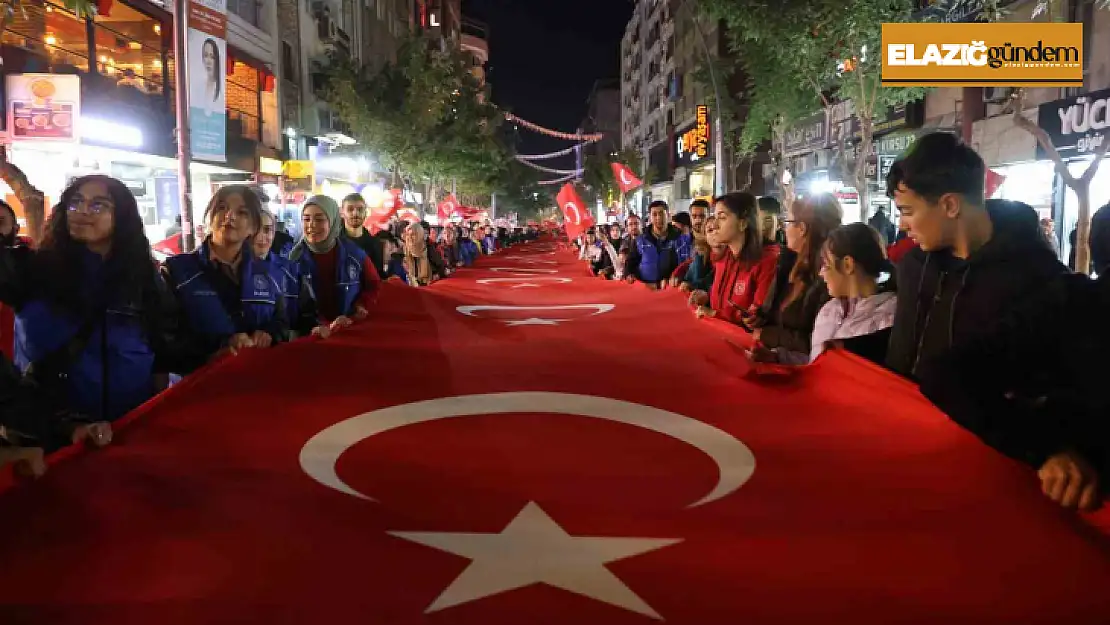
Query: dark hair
[
  {"left": 885, "top": 132, "right": 985, "bottom": 206},
  {"left": 690, "top": 199, "right": 711, "bottom": 211},
  {"left": 342, "top": 193, "right": 366, "bottom": 206},
  {"left": 713, "top": 192, "right": 763, "bottom": 264},
  {"left": 785, "top": 193, "right": 843, "bottom": 305},
  {"left": 1090, "top": 202, "right": 1110, "bottom": 275},
  {"left": 648, "top": 200, "right": 669, "bottom": 212},
  {"left": 0, "top": 199, "right": 16, "bottom": 223},
  {"left": 38, "top": 175, "right": 158, "bottom": 319},
  {"left": 202, "top": 38, "right": 221, "bottom": 95},
  {"left": 204, "top": 185, "right": 263, "bottom": 236},
  {"left": 672, "top": 212, "right": 692, "bottom": 229},
  {"left": 984, "top": 199, "right": 1042, "bottom": 247},
  {"left": 757, "top": 196, "right": 781, "bottom": 215},
  {"left": 825, "top": 223, "right": 892, "bottom": 279}
]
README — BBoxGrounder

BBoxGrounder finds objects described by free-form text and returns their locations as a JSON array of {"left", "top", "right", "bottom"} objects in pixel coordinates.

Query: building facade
[{"left": 620, "top": 0, "right": 675, "bottom": 211}]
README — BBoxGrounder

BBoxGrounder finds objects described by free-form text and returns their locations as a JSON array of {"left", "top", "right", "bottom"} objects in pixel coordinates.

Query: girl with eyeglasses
[{"left": 0, "top": 175, "right": 186, "bottom": 438}]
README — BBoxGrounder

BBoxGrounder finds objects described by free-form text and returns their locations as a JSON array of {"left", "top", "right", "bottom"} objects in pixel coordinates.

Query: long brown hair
[
  {"left": 714, "top": 192, "right": 764, "bottom": 264},
  {"left": 784, "top": 193, "right": 842, "bottom": 305}
]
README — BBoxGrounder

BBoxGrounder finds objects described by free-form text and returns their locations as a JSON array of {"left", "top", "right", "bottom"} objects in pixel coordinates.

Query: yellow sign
[
  {"left": 283, "top": 160, "right": 314, "bottom": 179},
  {"left": 259, "top": 156, "right": 284, "bottom": 176},
  {"left": 881, "top": 22, "right": 1083, "bottom": 87}
]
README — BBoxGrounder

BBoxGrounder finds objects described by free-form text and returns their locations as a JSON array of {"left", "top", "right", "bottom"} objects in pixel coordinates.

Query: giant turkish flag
[
  {"left": 556, "top": 183, "right": 594, "bottom": 240},
  {"left": 1, "top": 240, "right": 1109, "bottom": 624}
]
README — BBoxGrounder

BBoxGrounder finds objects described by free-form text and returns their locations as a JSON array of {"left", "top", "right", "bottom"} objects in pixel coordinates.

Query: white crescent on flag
[
  {"left": 620, "top": 169, "right": 633, "bottom": 186},
  {"left": 565, "top": 202, "right": 581, "bottom": 225}
]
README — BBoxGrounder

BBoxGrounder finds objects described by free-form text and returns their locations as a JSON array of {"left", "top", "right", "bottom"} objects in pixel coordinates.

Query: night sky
[{"left": 462, "top": 0, "right": 632, "bottom": 172}]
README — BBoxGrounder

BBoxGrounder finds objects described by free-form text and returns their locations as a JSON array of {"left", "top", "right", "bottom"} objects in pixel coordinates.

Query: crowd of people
[
  {"left": 568, "top": 131, "right": 1110, "bottom": 514},
  {"left": 2, "top": 130, "right": 1107, "bottom": 518},
  {"left": 0, "top": 179, "right": 536, "bottom": 476}
]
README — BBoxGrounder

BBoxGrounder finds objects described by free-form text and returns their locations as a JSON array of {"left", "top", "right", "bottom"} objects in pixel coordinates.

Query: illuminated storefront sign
[{"left": 674, "top": 105, "right": 711, "bottom": 168}]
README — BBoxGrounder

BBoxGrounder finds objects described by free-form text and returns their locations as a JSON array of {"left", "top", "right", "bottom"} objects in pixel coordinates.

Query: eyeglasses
[{"left": 67, "top": 197, "right": 113, "bottom": 215}]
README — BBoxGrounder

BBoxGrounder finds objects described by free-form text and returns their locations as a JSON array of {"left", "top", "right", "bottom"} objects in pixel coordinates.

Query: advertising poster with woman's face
[{"left": 187, "top": 0, "right": 227, "bottom": 162}]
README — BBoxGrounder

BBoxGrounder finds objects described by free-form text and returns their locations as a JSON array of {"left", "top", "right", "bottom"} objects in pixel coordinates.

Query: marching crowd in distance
[
  {"left": 0, "top": 178, "right": 536, "bottom": 476},
  {"left": 570, "top": 131, "right": 1110, "bottom": 515},
  {"left": 1, "top": 130, "right": 1107, "bottom": 518}
]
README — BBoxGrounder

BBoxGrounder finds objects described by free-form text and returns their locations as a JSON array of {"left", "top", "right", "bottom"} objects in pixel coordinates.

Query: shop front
[
  {"left": 1037, "top": 87, "right": 1110, "bottom": 266},
  {"left": 0, "top": 71, "right": 250, "bottom": 244},
  {"left": 672, "top": 104, "right": 713, "bottom": 210}
]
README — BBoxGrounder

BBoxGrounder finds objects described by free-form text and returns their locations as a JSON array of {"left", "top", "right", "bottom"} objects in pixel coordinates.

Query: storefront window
[
  {"left": 227, "top": 60, "right": 261, "bottom": 141},
  {"left": 92, "top": 3, "right": 166, "bottom": 94},
  {"left": 1, "top": 2, "right": 91, "bottom": 73},
  {"left": 687, "top": 168, "right": 713, "bottom": 199},
  {"left": 1061, "top": 157, "right": 1110, "bottom": 268},
  {"left": 992, "top": 161, "right": 1055, "bottom": 218}
]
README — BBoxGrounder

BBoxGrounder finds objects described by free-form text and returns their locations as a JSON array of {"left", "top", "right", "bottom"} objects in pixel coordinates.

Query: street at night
[{"left": 0, "top": 0, "right": 1109, "bottom": 623}]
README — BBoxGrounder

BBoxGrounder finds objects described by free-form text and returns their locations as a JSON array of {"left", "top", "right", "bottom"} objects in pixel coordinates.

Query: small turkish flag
[
  {"left": 611, "top": 162, "right": 643, "bottom": 193},
  {"left": 438, "top": 194, "right": 461, "bottom": 222},
  {"left": 986, "top": 168, "right": 1006, "bottom": 198},
  {"left": 556, "top": 183, "right": 594, "bottom": 240}
]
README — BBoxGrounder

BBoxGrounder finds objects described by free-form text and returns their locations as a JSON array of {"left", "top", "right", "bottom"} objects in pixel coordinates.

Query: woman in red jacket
[{"left": 691, "top": 192, "right": 778, "bottom": 323}]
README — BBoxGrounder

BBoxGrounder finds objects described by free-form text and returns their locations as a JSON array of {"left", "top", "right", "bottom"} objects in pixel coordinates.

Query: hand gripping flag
[{"left": 611, "top": 162, "right": 643, "bottom": 193}]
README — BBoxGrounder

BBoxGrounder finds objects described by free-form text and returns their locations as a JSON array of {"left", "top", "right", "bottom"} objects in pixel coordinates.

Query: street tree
[
  {"left": 703, "top": 0, "right": 925, "bottom": 213},
  {"left": 326, "top": 34, "right": 510, "bottom": 207}
]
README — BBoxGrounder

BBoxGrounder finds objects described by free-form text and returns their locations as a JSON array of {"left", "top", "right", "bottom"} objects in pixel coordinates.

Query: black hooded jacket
[
  {"left": 917, "top": 271, "right": 1109, "bottom": 482},
  {"left": 886, "top": 202, "right": 1067, "bottom": 379}
]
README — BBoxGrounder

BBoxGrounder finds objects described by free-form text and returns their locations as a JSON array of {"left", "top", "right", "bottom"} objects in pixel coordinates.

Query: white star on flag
[{"left": 390, "top": 502, "right": 681, "bottom": 618}]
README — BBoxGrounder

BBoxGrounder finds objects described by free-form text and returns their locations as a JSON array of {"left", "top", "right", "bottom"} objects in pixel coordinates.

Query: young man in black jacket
[
  {"left": 917, "top": 203, "right": 1110, "bottom": 513},
  {"left": 884, "top": 132, "right": 1067, "bottom": 380}
]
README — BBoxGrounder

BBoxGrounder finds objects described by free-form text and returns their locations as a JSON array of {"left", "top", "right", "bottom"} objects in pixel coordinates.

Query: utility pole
[{"left": 173, "top": 0, "right": 195, "bottom": 252}]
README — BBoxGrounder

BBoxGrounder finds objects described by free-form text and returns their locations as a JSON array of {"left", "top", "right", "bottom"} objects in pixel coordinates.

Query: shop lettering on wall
[
  {"left": 784, "top": 111, "right": 828, "bottom": 155},
  {"left": 1036, "top": 87, "right": 1110, "bottom": 160},
  {"left": 674, "top": 105, "right": 712, "bottom": 167}
]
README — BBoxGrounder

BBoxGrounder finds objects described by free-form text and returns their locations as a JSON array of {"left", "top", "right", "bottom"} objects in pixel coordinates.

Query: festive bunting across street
[
  {"left": 505, "top": 112, "right": 604, "bottom": 142},
  {"left": 515, "top": 157, "right": 583, "bottom": 176},
  {"left": 537, "top": 172, "right": 579, "bottom": 186},
  {"left": 515, "top": 141, "right": 599, "bottom": 161}
]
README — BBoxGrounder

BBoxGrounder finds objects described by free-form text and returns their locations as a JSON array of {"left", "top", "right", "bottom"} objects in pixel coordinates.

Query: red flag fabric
[
  {"left": 556, "top": 183, "right": 594, "bottom": 240},
  {"left": 1, "top": 240, "right": 1109, "bottom": 624},
  {"left": 438, "top": 195, "right": 461, "bottom": 222},
  {"left": 611, "top": 162, "right": 643, "bottom": 193},
  {"left": 986, "top": 168, "right": 1007, "bottom": 198}
]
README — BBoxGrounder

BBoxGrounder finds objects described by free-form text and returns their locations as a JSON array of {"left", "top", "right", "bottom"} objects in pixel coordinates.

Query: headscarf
[
  {"left": 289, "top": 195, "right": 341, "bottom": 260},
  {"left": 403, "top": 222, "right": 431, "bottom": 286}
]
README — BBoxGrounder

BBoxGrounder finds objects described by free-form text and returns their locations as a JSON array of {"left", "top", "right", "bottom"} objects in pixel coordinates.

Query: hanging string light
[
  {"left": 515, "top": 139, "right": 600, "bottom": 161},
  {"left": 515, "top": 157, "right": 583, "bottom": 176},
  {"left": 537, "top": 173, "right": 580, "bottom": 186},
  {"left": 505, "top": 113, "right": 605, "bottom": 142}
]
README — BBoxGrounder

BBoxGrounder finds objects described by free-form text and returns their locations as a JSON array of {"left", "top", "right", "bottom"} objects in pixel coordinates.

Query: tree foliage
[
  {"left": 701, "top": 0, "right": 926, "bottom": 210},
  {"left": 324, "top": 34, "right": 511, "bottom": 194}
]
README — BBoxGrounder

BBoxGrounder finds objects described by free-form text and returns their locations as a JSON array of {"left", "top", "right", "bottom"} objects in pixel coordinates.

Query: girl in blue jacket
[
  {"left": 0, "top": 175, "right": 186, "bottom": 423},
  {"left": 163, "top": 185, "right": 289, "bottom": 364}
]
